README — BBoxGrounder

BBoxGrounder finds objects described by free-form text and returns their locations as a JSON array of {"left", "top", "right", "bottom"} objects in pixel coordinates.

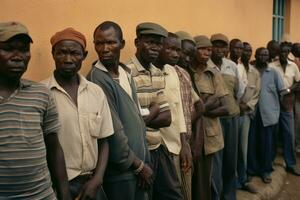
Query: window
[{"left": 272, "top": 0, "right": 285, "bottom": 41}]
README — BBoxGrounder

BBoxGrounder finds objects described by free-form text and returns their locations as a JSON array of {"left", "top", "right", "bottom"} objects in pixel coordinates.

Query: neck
[
  {"left": 135, "top": 53, "right": 151, "bottom": 70},
  {"left": 241, "top": 58, "right": 250, "bottom": 71},
  {"left": 211, "top": 55, "right": 223, "bottom": 68},
  {"left": 0, "top": 75, "right": 20, "bottom": 91},
  {"left": 230, "top": 55, "right": 238, "bottom": 64},
  {"left": 54, "top": 71, "right": 79, "bottom": 87},
  {"left": 103, "top": 61, "right": 120, "bottom": 76},
  {"left": 255, "top": 61, "right": 267, "bottom": 71}
]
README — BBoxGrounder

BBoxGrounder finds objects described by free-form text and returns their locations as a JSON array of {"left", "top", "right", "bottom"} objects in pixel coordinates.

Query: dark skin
[
  {"left": 94, "top": 27, "right": 154, "bottom": 190},
  {"left": 0, "top": 36, "right": 71, "bottom": 200},
  {"left": 192, "top": 46, "right": 228, "bottom": 118},
  {"left": 211, "top": 40, "right": 228, "bottom": 69},
  {"left": 254, "top": 48, "right": 269, "bottom": 73},
  {"left": 230, "top": 39, "right": 243, "bottom": 64},
  {"left": 52, "top": 40, "right": 108, "bottom": 200},
  {"left": 155, "top": 36, "right": 192, "bottom": 173},
  {"left": 135, "top": 34, "right": 172, "bottom": 128},
  {"left": 267, "top": 41, "right": 280, "bottom": 62},
  {"left": 178, "top": 40, "right": 196, "bottom": 69},
  {"left": 240, "top": 43, "right": 253, "bottom": 114}
]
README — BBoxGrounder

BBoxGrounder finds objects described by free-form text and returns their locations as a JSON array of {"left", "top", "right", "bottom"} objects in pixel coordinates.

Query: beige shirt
[
  {"left": 160, "top": 64, "right": 187, "bottom": 155},
  {"left": 270, "top": 60, "right": 300, "bottom": 89},
  {"left": 239, "top": 64, "right": 261, "bottom": 113},
  {"left": 42, "top": 75, "right": 114, "bottom": 180}
]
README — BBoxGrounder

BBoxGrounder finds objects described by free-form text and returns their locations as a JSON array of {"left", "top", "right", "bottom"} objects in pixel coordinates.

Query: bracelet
[{"left": 134, "top": 161, "right": 144, "bottom": 175}]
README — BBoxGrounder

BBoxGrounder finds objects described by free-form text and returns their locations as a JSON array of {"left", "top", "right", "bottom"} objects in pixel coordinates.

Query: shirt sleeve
[
  {"left": 214, "top": 71, "right": 229, "bottom": 98},
  {"left": 246, "top": 72, "right": 261, "bottom": 112},
  {"left": 235, "top": 65, "right": 246, "bottom": 100},
  {"left": 156, "top": 89, "right": 170, "bottom": 113},
  {"left": 43, "top": 91, "right": 60, "bottom": 136},
  {"left": 293, "top": 63, "right": 300, "bottom": 83}
]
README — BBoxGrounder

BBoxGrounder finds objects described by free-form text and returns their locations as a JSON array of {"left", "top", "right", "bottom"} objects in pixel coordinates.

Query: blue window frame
[{"left": 273, "top": 0, "right": 285, "bottom": 41}]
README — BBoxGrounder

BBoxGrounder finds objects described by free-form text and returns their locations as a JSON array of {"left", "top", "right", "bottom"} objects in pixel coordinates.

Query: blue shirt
[{"left": 258, "top": 66, "right": 284, "bottom": 127}]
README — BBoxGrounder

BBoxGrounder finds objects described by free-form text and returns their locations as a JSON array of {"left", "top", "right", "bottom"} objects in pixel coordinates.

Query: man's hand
[
  {"left": 205, "top": 95, "right": 220, "bottom": 111},
  {"left": 239, "top": 102, "right": 249, "bottom": 114},
  {"left": 180, "top": 142, "right": 192, "bottom": 174},
  {"left": 78, "top": 178, "right": 100, "bottom": 200},
  {"left": 138, "top": 164, "right": 154, "bottom": 190},
  {"left": 144, "top": 102, "right": 160, "bottom": 125}
]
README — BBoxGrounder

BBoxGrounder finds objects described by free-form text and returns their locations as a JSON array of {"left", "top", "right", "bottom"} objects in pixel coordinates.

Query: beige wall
[
  {"left": 289, "top": 0, "right": 300, "bottom": 42},
  {"left": 1, "top": 0, "right": 275, "bottom": 81}
]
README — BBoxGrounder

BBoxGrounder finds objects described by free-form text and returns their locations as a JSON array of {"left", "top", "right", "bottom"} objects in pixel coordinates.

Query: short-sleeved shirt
[
  {"left": 270, "top": 60, "right": 300, "bottom": 89},
  {"left": 257, "top": 66, "right": 285, "bottom": 127},
  {"left": 208, "top": 58, "right": 246, "bottom": 116},
  {"left": 127, "top": 56, "right": 170, "bottom": 150},
  {"left": 0, "top": 80, "right": 58, "bottom": 199},
  {"left": 192, "top": 67, "right": 227, "bottom": 155},
  {"left": 42, "top": 75, "right": 114, "bottom": 181},
  {"left": 238, "top": 64, "right": 261, "bottom": 114},
  {"left": 160, "top": 64, "right": 187, "bottom": 155}
]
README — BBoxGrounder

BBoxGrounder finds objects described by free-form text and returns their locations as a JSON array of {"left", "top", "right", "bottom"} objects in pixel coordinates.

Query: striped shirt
[
  {"left": 127, "top": 56, "right": 170, "bottom": 150},
  {"left": 0, "top": 80, "right": 58, "bottom": 200}
]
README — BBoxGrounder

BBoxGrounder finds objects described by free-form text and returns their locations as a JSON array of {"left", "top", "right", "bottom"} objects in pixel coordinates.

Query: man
[
  {"left": 267, "top": 40, "right": 280, "bottom": 63},
  {"left": 0, "top": 22, "right": 70, "bottom": 199},
  {"left": 190, "top": 35, "right": 229, "bottom": 200},
  {"left": 42, "top": 28, "right": 114, "bottom": 199},
  {"left": 270, "top": 42, "right": 300, "bottom": 176},
  {"left": 127, "top": 23, "right": 183, "bottom": 200},
  {"left": 155, "top": 32, "right": 197, "bottom": 200},
  {"left": 229, "top": 39, "right": 243, "bottom": 64},
  {"left": 207, "top": 33, "right": 245, "bottom": 200},
  {"left": 247, "top": 47, "right": 285, "bottom": 183},
  {"left": 87, "top": 21, "right": 152, "bottom": 200},
  {"left": 236, "top": 42, "right": 260, "bottom": 193},
  {"left": 292, "top": 43, "right": 300, "bottom": 152}
]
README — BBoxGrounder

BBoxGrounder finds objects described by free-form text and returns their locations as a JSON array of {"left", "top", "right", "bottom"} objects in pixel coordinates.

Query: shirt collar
[
  {"left": 94, "top": 60, "right": 109, "bottom": 72},
  {"left": 48, "top": 73, "right": 88, "bottom": 92},
  {"left": 131, "top": 55, "right": 158, "bottom": 73}
]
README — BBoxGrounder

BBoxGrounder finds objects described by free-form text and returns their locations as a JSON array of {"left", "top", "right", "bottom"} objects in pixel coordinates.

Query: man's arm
[
  {"left": 79, "top": 138, "right": 109, "bottom": 200},
  {"left": 204, "top": 96, "right": 229, "bottom": 117},
  {"left": 45, "top": 133, "right": 71, "bottom": 200},
  {"left": 147, "top": 110, "right": 171, "bottom": 129}
]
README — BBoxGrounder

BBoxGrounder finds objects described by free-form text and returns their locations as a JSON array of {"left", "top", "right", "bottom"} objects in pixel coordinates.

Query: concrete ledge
[{"left": 237, "top": 165, "right": 287, "bottom": 200}]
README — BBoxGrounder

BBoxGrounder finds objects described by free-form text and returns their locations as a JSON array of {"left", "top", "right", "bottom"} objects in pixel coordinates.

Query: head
[
  {"left": 279, "top": 42, "right": 290, "bottom": 65},
  {"left": 194, "top": 35, "right": 212, "bottom": 66},
  {"left": 156, "top": 32, "right": 181, "bottom": 67},
  {"left": 267, "top": 40, "right": 280, "bottom": 60},
  {"left": 175, "top": 31, "right": 196, "bottom": 68},
  {"left": 241, "top": 42, "right": 252, "bottom": 63},
  {"left": 135, "top": 22, "right": 168, "bottom": 67},
  {"left": 229, "top": 38, "right": 243, "bottom": 62},
  {"left": 211, "top": 33, "right": 229, "bottom": 61},
  {"left": 292, "top": 43, "right": 300, "bottom": 58},
  {"left": 51, "top": 28, "right": 87, "bottom": 79},
  {"left": 93, "top": 21, "right": 125, "bottom": 68},
  {"left": 255, "top": 47, "right": 269, "bottom": 66},
  {"left": 0, "top": 22, "right": 32, "bottom": 81}
]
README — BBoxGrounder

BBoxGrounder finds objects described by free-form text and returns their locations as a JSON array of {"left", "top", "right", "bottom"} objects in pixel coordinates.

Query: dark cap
[
  {"left": 194, "top": 35, "right": 212, "bottom": 48},
  {"left": 210, "top": 33, "right": 229, "bottom": 45},
  {"left": 0, "top": 22, "right": 33, "bottom": 42},
  {"left": 175, "top": 31, "right": 195, "bottom": 44},
  {"left": 136, "top": 22, "right": 168, "bottom": 38}
]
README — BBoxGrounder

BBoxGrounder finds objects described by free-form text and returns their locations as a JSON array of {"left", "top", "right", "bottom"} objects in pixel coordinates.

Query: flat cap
[
  {"left": 50, "top": 27, "right": 86, "bottom": 49},
  {"left": 175, "top": 31, "right": 195, "bottom": 44},
  {"left": 211, "top": 33, "right": 229, "bottom": 45},
  {"left": 0, "top": 21, "right": 33, "bottom": 42},
  {"left": 194, "top": 35, "right": 212, "bottom": 48},
  {"left": 136, "top": 22, "right": 168, "bottom": 37}
]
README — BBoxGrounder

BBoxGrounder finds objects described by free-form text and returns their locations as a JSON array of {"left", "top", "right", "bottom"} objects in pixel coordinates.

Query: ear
[
  {"left": 120, "top": 39, "right": 125, "bottom": 49},
  {"left": 134, "top": 38, "right": 139, "bottom": 48},
  {"left": 83, "top": 51, "right": 88, "bottom": 60}
]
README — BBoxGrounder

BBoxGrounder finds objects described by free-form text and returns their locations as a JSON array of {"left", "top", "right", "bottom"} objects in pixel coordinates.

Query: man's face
[
  {"left": 159, "top": 37, "right": 181, "bottom": 66},
  {"left": 268, "top": 42, "right": 280, "bottom": 59},
  {"left": 0, "top": 37, "right": 31, "bottom": 80},
  {"left": 135, "top": 34, "right": 164, "bottom": 65},
  {"left": 212, "top": 40, "right": 228, "bottom": 59},
  {"left": 94, "top": 27, "right": 124, "bottom": 67},
  {"left": 230, "top": 40, "right": 243, "bottom": 60},
  {"left": 196, "top": 47, "right": 211, "bottom": 64},
  {"left": 279, "top": 45, "right": 290, "bottom": 61},
  {"left": 256, "top": 48, "right": 269, "bottom": 64},
  {"left": 242, "top": 44, "right": 252, "bottom": 62},
  {"left": 52, "top": 40, "right": 86, "bottom": 78},
  {"left": 178, "top": 40, "right": 195, "bottom": 68}
]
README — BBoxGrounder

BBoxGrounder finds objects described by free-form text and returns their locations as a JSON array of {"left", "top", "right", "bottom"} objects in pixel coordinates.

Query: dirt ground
[{"left": 273, "top": 153, "right": 300, "bottom": 200}]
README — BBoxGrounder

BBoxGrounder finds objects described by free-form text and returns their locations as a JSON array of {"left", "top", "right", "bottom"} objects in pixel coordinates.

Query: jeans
[
  {"left": 279, "top": 110, "right": 296, "bottom": 167},
  {"left": 237, "top": 115, "right": 251, "bottom": 187}
]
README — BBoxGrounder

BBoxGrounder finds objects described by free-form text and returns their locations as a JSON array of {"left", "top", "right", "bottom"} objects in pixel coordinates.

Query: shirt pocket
[{"left": 88, "top": 113, "right": 103, "bottom": 138}]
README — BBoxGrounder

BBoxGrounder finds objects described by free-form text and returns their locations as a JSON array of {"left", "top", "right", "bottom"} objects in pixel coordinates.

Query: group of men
[{"left": 1, "top": 20, "right": 300, "bottom": 200}]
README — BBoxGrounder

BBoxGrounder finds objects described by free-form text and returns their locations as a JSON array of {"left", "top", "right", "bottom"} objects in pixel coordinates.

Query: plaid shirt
[{"left": 174, "top": 66, "right": 198, "bottom": 140}]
